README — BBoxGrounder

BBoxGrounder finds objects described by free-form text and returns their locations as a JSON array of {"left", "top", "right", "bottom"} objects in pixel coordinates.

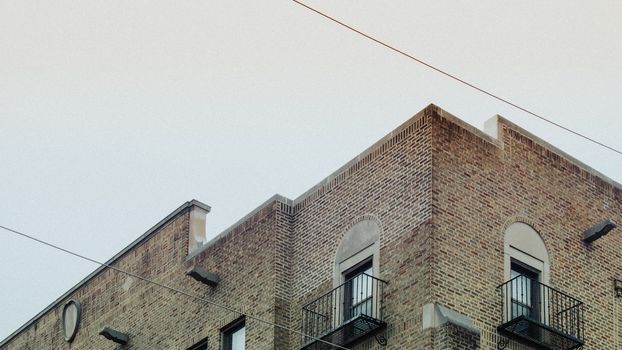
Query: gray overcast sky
[{"left": 1, "top": 0, "right": 620, "bottom": 340}]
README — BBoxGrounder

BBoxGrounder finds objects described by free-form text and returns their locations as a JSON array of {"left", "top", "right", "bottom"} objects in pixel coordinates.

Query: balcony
[
  {"left": 300, "top": 273, "right": 388, "bottom": 350},
  {"left": 497, "top": 275, "right": 585, "bottom": 350}
]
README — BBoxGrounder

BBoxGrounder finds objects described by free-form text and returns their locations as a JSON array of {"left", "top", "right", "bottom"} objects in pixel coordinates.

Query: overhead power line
[
  {"left": 291, "top": 0, "right": 622, "bottom": 156},
  {"left": 0, "top": 224, "right": 350, "bottom": 350}
]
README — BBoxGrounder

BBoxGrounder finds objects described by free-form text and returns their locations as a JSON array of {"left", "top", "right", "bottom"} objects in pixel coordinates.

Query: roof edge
[
  {"left": 4, "top": 103, "right": 620, "bottom": 346},
  {"left": 186, "top": 194, "right": 293, "bottom": 261},
  {"left": 431, "top": 107, "right": 621, "bottom": 192},
  {"left": 0, "top": 199, "right": 210, "bottom": 347},
  {"left": 431, "top": 104, "right": 502, "bottom": 147},
  {"left": 292, "top": 104, "right": 437, "bottom": 207},
  {"left": 494, "top": 115, "right": 622, "bottom": 190}
]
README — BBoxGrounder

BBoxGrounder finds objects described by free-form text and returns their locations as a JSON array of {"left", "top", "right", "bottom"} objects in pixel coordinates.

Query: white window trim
[
  {"left": 335, "top": 242, "right": 379, "bottom": 286},
  {"left": 503, "top": 222, "right": 551, "bottom": 326},
  {"left": 504, "top": 244, "right": 549, "bottom": 285}
]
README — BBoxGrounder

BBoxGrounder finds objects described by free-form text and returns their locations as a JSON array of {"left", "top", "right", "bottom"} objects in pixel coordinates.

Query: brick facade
[{"left": 2, "top": 104, "right": 620, "bottom": 349}]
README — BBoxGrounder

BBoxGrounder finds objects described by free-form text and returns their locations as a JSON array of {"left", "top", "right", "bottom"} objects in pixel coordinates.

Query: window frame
[
  {"left": 503, "top": 222, "right": 550, "bottom": 285},
  {"left": 334, "top": 218, "right": 381, "bottom": 289},
  {"left": 510, "top": 260, "right": 541, "bottom": 321},
  {"left": 336, "top": 244, "right": 379, "bottom": 286},
  {"left": 343, "top": 258, "right": 374, "bottom": 321},
  {"left": 221, "top": 317, "right": 245, "bottom": 350},
  {"left": 187, "top": 337, "right": 208, "bottom": 350},
  {"left": 343, "top": 257, "right": 373, "bottom": 280},
  {"left": 502, "top": 222, "right": 551, "bottom": 334}
]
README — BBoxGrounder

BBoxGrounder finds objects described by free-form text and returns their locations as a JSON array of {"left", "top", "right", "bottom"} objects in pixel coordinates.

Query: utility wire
[
  {"left": 0, "top": 224, "right": 350, "bottom": 350},
  {"left": 291, "top": 0, "right": 622, "bottom": 156}
]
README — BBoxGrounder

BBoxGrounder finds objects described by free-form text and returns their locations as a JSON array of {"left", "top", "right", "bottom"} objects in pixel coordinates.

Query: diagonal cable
[
  {"left": 0, "top": 224, "right": 350, "bottom": 350},
  {"left": 291, "top": 0, "right": 622, "bottom": 156}
]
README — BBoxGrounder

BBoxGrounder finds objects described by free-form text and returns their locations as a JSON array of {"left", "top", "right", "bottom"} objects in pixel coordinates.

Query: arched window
[
  {"left": 504, "top": 222, "right": 550, "bottom": 285},
  {"left": 333, "top": 218, "right": 382, "bottom": 322},
  {"left": 499, "top": 222, "right": 584, "bottom": 348},
  {"left": 502, "top": 222, "right": 550, "bottom": 334},
  {"left": 301, "top": 219, "right": 387, "bottom": 350},
  {"left": 334, "top": 219, "right": 381, "bottom": 287}
]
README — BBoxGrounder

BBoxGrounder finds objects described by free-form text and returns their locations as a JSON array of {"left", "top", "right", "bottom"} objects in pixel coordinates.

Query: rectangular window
[
  {"left": 222, "top": 317, "right": 245, "bottom": 350},
  {"left": 510, "top": 261, "right": 540, "bottom": 321},
  {"left": 343, "top": 259, "right": 373, "bottom": 320},
  {"left": 187, "top": 338, "right": 208, "bottom": 350},
  {"left": 510, "top": 261, "right": 542, "bottom": 339}
]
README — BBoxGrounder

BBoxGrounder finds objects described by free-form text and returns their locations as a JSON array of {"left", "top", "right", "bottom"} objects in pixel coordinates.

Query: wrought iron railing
[
  {"left": 497, "top": 275, "right": 585, "bottom": 350},
  {"left": 300, "top": 273, "right": 388, "bottom": 349}
]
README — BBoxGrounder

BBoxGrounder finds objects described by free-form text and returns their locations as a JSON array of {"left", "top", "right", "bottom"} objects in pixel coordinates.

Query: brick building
[{"left": 2, "top": 104, "right": 621, "bottom": 350}]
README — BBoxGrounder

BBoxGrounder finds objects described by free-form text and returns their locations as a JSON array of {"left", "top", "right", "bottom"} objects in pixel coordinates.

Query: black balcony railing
[
  {"left": 300, "top": 273, "right": 388, "bottom": 349},
  {"left": 497, "top": 275, "right": 585, "bottom": 350}
]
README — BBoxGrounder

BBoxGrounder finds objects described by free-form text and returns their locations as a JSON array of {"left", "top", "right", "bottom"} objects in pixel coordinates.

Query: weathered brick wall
[
  {"left": 432, "top": 323, "right": 479, "bottom": 350},
  {"left": 4, "top": 104, "right": 620, "bottom": 350},
  {"left": 290, "top": 108, "right": 434, "bottom": 350},
  {"left": 3, "top": 199, "right": 291, "bottom": 350},
  {"left": 3, "top": 209, "right": 194, "bottom": 350},
  {"left": 274, "top": 201, "right": 296, "bottom": 350},
  {"left": 428, "top": 108, "right": 622, "bottom": 349},
  {"left": 186, "top": 199, "right": 288, "bottom": 350}
]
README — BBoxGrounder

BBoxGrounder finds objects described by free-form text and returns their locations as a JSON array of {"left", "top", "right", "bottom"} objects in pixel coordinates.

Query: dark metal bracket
[
  {"left": 497, "top": 322, "right": 518, "bottom": 350},
  {"left": 361, "top": 317, "right": 387, "bottom": 346},
  {"left": 497, "top": 336, "right": 510, "bottom": 350},
  {"left": 374, "top": 332, "right": 388, "bottom": 347}
]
